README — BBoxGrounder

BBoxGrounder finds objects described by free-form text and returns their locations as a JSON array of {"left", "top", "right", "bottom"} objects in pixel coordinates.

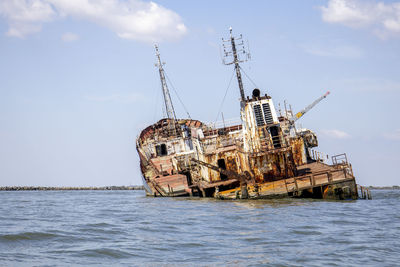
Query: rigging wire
[
  {"left": 239, "top": 65, "right": 259, "bottom": 88},
  {"left": 153, "top": 76, "right": 162, "bottom": 122},
  {"left": 214, "top": 68, "right": 236, "bottom": 125},
  {"left": 164, "top": 72, "right": 192, "bottom": 119}
]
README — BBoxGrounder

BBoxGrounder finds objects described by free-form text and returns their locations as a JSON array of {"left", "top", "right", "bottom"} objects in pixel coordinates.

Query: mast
[
  {"left": 155, "top": 44, "right": 177, "bottom": 121},
  {"left": 222, "top": 27, "right": 250, "bottom": 103},
  {"left": 222, "top": 28, "right": 252, "bottom": 152},
  {"left": 230, "top": 28, "right": 245, "bottom": 102}
]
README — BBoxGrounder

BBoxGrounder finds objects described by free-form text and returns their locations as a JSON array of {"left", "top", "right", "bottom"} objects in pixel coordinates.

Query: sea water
[{"left": 0, "top": 190, "right": 399, "bottom": 266}]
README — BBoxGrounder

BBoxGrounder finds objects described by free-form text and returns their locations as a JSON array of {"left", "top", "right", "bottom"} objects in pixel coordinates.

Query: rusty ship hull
[
  {"left": 136, "top": 117, "right": 358, "bottom": 200},
  {"left": 136, "top": 30, "right": 358, "bottom": 200}
]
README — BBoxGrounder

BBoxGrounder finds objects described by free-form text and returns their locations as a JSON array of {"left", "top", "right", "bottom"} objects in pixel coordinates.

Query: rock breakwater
[{"left": 0, "top": 186, "right": 144, "bottom": 191}]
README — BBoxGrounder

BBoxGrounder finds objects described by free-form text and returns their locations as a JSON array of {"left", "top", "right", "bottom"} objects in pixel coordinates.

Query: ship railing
[
  {"left": 332, "top": 153, "right": 348, "bottom": 165},
  {"left": 203, "top": 125, "right": 242, "bottom": 137},
  {"left": 331, "top": 153, "right": 353, "bottom": 177},
  {"left": 206, "top": 117, "right": 242, "bottom": 129},
  {"left": 286, "top": 167, "right": 355, "bottom": 194},
  {"left": 309, "top": 149, "right": 326, "bottom": 163}
]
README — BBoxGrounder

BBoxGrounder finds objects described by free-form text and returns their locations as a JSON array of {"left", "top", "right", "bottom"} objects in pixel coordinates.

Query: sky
[{"left": 0, "top": 0, "right": 399, "bottom": 187}]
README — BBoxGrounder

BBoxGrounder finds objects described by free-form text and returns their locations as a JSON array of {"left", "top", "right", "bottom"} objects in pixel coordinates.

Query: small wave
[
  {"left": 177, "top": 242, "right": 204, "bottom": 248},
  {"left": 327, "top": 219, "right": 360, "bottom": 226},
  {"left": 291, "top": 230, "right": 322, "bottom": 236},
  {"left": 136, "top": 226, "right": 157, "bottom": 232},
  {"left": 299, "top": 225, "right": 322, "bottom": 230},
  {"left": 75, "top": 248, "right": 133, "bottom": 259},
  {"left": 76, "top": 227, "right": 125, "bottom": 236},
  {"left": 0, "top": 232, "right": 57, "bottom": 242},
  {"left": 242, "top": 237, "right": 264, "bottom": 243},
  {"left": 83, "top": 222, "right": 113, "bottom": 227}
]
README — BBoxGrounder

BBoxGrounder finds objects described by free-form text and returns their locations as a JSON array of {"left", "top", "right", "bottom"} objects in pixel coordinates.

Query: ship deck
[{"left": 218, "top": 162, "right": 356, "bottom": 199}]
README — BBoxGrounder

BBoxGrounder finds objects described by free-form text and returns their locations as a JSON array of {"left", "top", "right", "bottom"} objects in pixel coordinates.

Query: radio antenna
[{"left": 222, "top": 27, "right": 251, "bottom": 103}]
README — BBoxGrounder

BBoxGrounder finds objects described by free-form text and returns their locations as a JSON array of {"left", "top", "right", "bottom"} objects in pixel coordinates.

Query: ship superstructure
[{"left": 136, "top": 29, "right": 358, "bottom": 200}]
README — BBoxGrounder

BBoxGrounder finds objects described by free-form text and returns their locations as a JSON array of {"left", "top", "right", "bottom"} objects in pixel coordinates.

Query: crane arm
[{"left": 292, "top": 91, "right": 330, "bottom": 123}]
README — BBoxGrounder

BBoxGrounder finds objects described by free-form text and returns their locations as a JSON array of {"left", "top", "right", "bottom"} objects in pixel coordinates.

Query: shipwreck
[{"left": 136, "top": 29, "right": 359, "bottom": 200}]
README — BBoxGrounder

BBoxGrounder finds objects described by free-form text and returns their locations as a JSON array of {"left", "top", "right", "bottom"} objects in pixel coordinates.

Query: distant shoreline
[
  {"left": 367, "top": 186, "right": 399, "bottom": 190},
  {"left": 0, "top": 186, "right": 144, "bottom": 191},
  {"left": 0, "top": 185, "right": 398, "bottom": 191}
]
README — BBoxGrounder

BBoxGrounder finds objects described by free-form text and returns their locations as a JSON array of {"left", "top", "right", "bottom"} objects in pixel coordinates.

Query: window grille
[{"left": 253, "top": 105, "right": 265, "bottom": 126}]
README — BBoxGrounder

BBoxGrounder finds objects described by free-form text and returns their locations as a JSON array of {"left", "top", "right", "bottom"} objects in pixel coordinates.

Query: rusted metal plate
[
  {"left": 137, "top": 112, "right": 357, "bottom": 200},
  {"left": 217, "top": 162, "right": 357, "bottom": 200},
  {"left": 153, "top": 174, "right": 189, "bottom": 196}
]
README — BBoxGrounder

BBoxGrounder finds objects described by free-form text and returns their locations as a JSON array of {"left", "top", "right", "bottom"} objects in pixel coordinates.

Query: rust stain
[{"left": 137, "top": 33, "right": 358, "bottom": 200}]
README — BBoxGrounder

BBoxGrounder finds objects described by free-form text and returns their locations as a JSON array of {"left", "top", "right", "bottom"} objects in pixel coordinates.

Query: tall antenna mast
[
  {"left": 155, "top": 44, "right": 177, "bottom": 120},
  {"left": 222, "top": 27, "right": 250, "bottom": 102}
]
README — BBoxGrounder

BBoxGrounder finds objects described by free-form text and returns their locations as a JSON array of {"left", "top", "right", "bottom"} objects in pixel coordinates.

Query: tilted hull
[
  {"left": 136, "top": 119, "right": 358, "bottom": 200},
  {"left": 137, "top": 31, "right": 359, "bottom": 200}
]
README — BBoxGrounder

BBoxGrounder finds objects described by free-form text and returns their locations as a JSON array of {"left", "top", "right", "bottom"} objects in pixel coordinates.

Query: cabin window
[
  {"left": 253, "top": 105, "right": 265, "bottom": 127},
  {"left": 155, "top": 144, "right": 168, "bottom": 156},
  {"left": 269, "top": 126, "right": 281, "bottom": 148},
  {"left": 262, "top": 103, "right": 274, "bottom": 124},
  {"left": 217, "top": 159, "right": 228, "bottom": 180}
]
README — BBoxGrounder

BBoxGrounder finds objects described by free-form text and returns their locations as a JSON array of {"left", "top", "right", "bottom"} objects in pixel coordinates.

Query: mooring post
[
  {"left": 284, "top": 180, "right": 289, "bottom": 195},
  {"left": 241, "top": 183, "right": 249, "bottom": 199},
  {"left": 200, "top": 188, "right": 206, "bottom": 197},
  {"left": 355, "top": 184, "right": 358, "bottom": 198},
  {"left": 215, "top": 186, "right": 220, "bottom": 199},
  {"left": 327, "top": 171, "right": 332, "bottom": 183}
]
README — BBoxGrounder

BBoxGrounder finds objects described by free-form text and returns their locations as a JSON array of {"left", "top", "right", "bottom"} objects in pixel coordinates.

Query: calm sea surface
[{"left": 0, "top": 190, "right": 399, "bottom": 266}]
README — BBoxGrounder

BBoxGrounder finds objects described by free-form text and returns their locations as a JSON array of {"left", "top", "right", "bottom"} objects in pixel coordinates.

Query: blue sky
[{"left": 0, "top": 0, "right": 399, "bottom": 186}]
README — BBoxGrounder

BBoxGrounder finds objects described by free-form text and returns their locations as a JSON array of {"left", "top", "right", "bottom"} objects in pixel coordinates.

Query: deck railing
[
  {"left": 206, "top": 118, "right": 242, "bottom": 129},
  {"left": 286, "top": 167, "right": 354, "bottom": 193},
  {"left": 332, "top": 153, "right": 348, "bottom": 165}
]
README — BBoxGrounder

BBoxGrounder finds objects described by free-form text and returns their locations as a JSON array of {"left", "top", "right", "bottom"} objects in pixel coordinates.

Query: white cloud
[
  {"left": 383, "top": 129, "right": 400, "bottom": 140},
  {"left": 321, "top": 0, "right": 400, "bottom": 38},
  {"left": 61, "top": 32, "right": 79, "bottom": 42},
  {"left": 0, "top": 0, "right": 187, "bottom": 42},
  {"left": 0, "top": 0, "right": 56, "bottom": 37},
  {"left": 321, "top": 129, "right": 351, "bottom": 139}
]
